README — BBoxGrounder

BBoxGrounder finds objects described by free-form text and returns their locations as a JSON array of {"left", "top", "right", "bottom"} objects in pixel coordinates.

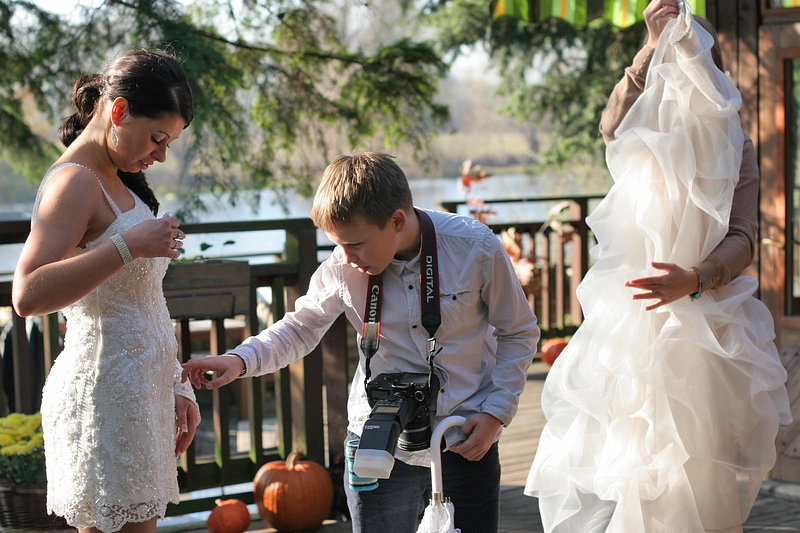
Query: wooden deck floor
[{"left": 164, "top": 361, "right": 800, "bottom": 533}]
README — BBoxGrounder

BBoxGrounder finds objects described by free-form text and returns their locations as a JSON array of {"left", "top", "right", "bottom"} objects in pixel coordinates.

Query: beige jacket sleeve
[{"left": 599, "top": 46, "right": 758, "bottom": 293}]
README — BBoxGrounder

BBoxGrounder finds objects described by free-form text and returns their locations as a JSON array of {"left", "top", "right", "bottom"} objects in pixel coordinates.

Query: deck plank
[{"left": 161, "top": 361, "right": 800, "bottom": 533}]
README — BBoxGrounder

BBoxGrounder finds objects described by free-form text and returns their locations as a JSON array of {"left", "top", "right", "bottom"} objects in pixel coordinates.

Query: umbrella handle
[{"left": 431, "top": 415, "right": 467, "bottom": 494}]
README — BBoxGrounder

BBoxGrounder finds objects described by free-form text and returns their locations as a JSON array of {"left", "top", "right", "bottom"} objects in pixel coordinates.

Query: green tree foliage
[
  {"left": 1, "top": 0, "right": 448, "bottom": 216},
  {"left": 427, "top": 0, "right": 644, "bottom": 168}
]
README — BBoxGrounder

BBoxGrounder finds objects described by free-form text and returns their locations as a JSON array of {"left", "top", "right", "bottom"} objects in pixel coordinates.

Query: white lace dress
[
  {"left": 525, "top": 6, "right": 791, "bottom": 533},
  {"left": 36, "top": 163, "right": 198, "bottom": 533}
]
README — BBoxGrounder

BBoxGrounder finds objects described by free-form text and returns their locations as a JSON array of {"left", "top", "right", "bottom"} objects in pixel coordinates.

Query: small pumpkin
[
  {"left": 541, "top": 337, "right": 569, "bottom": 366},
  {"left": 253, "top": 450, "right": 334, "bottom": 532},
  {"left": 207, "top": 498, "right": 251, "bottom": 533}
]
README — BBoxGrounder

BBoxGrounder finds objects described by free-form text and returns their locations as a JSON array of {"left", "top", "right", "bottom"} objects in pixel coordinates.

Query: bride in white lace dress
[{"left": 12, "top": 50, "right": 200, "bottom": 533}]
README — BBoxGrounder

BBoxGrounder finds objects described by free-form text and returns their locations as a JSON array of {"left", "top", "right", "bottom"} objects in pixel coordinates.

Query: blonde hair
[{"left": 310, "top": 152, "right": 413, "bottom": 233}]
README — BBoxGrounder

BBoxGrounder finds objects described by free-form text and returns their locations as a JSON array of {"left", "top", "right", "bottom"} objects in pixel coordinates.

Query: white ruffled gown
[
  {"left": 37, "top": 163, "right": 197, "bottom": 533},
  {"left": 524, "top": 6, "right": 792, "bottom": 532}
]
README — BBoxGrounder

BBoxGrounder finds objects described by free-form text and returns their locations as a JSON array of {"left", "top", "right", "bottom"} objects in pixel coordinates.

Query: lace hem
[{"left": 50, "top": 499, "right": 172, "bottom": 533}]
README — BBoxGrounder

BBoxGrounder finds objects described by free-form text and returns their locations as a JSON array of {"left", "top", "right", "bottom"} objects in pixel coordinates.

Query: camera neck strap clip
[{"left": 361, "top": 209, "right": 441, "bottom": 387}]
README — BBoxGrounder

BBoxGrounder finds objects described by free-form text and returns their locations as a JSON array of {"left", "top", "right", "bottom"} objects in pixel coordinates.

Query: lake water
[{"left": 0, "top": 173, "right": 566, "bottom": 276}]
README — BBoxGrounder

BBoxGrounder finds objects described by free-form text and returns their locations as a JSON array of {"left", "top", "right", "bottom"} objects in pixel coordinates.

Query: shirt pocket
[{"left": 438, "top": 286, "right": 480, "bottom": 324}]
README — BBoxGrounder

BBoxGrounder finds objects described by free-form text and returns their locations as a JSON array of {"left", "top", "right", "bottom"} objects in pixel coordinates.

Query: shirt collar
[{"left": 389, "top": 248, "right": 420, "bottom": 275}]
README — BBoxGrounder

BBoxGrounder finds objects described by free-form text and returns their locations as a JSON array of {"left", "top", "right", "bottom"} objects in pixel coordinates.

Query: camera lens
[{"left": 396, "top": 411, "right": 432, "bottom": 451}]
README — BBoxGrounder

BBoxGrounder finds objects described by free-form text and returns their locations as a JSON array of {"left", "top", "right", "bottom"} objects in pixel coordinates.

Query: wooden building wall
[{"left": 706, "top": 0, "right": 800, "bottom": 482}]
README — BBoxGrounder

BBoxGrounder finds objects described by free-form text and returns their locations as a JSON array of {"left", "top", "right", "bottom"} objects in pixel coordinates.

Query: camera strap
[{"left": 361, "top": 209, "right": 441, "bottom": 388}]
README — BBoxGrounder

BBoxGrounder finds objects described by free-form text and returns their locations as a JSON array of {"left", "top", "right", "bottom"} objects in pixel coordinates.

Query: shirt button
[
  {"left": 408, "top": 285, "right": 413, "bottom": 290},
  {"left": 412, "top": 325, "right": 417, "bottom": 329}
]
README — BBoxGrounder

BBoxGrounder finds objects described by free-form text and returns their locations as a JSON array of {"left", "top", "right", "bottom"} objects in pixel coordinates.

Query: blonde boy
[{"left": 182, "top": 152, "right": 539, "bottom": 533}]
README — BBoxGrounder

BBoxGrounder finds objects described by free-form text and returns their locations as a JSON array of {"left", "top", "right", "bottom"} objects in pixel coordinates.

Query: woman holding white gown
[{"left": 525, "top": 1, "right": 791, "bottom": 532}]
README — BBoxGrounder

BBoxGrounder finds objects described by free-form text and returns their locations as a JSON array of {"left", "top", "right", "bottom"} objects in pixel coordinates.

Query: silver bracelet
[{"left": 110, "top": 233, "right": 133, "bottom": 265}]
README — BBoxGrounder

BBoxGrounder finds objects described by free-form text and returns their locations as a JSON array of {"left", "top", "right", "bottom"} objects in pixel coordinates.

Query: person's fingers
[
  {"left": 174, "top": 396, "right": 198, "bottom": 456},
  {"left": 204, "top": 371, "right": 237, "bottom": 390},
  {"left": 631, "top": 292, "right": 660, "bottom": 301},
  {"left": 449, "top": 436, "right": 477, "bottom": 459},
  {"left": 650, "top": 262, "right": 676, "bottom": 272},
  {"left": 176, "top": 413, "right": 188, "bottom": 438},
  {"left": 188, "top": 369, "right": 210, "bottom": 389},
  {"left": 176, "top": 429, "right": 191, "bottom": 456},
  {"left": 450, "top": 435, "right": 489, "bottom": 461},
  {"left": 460, "top": 417, "right": 477, "bottom": 436},
  {"left": 182, "top": 361, "right": 217, "bottom": 389},
  {"left": 645, "top": 298, "right": 667, "bottom": 311}
]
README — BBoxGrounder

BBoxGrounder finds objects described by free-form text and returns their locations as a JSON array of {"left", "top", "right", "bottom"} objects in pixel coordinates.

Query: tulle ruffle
[{"left": 525, "top": 6, "right": 791, "bottom": 532}]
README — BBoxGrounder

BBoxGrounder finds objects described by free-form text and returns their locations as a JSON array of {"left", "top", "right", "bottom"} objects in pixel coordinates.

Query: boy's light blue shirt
[{"left": 231, "top": 208, "right": 540, "bottom": 466}]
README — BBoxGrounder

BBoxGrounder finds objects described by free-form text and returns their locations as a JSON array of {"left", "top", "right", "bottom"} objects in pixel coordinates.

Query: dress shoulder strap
[{"left": 32, "top": 162, "right": 123, "bottom": 226}]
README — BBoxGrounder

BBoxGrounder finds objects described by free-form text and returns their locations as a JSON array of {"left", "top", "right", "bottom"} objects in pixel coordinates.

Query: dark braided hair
[{"left": 58, "top": 50, "right": 194, "bottom": 215}]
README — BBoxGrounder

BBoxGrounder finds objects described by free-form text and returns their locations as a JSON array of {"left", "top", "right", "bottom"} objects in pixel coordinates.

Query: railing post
[
  {"left": 555, "top": 231, "right": 565, "bottom": 329},
  {"left": 570, "top": 200, "right": 587, "bottom": 326},
  {"left": 10, "top": 311, "right": 33, "bottom": 414},
  {"left": 271, "top": 277, "right": 294, "bottom": 459},
  {"left": 284, "top": 224, "right": 326, "bottom": 465},
  {"left": 321, "top": 314, "right": 350, "bottom": 466},
  {"left": 210, "top": 317, "right": 234, "bottom": 483},
  {"left": 539, "top": 231, "right": 551, "bottom": 332},
  {"left": 42, "top": 313, "right": 60, "bottom": 376},
  {"left": 245, "top": 273, "right": 264, "bottom": 465}
]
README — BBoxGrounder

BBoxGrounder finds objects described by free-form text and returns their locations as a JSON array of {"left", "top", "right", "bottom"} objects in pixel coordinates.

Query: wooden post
[
  {"left": 555, "top": 232, "right": 565, "bottom": 330},
  {"left": 246, "top": 273, "right": 264, "bottom": 465},
  {"left": 10, "top": 311, "right": 33, "bottom": 414},
  {"left": 42, "top": 312, "right": 60, "bottom": 375},
  {"left": 284, "top": 225, "right": 326, "bottom": 465},
  {"left": 210, "top": 317, "right": 233, "bottom": 483},
  {"left": 321, "top": 315, "right": 350, "bottom": 465},
  {"left": 271, "top": 277, "right": 294, "bottom": 459},
  {"left": 570, "top": 200, "right": 588, "bottom": 326},
  {"left": 539, "top": 231, "right": 551, "bottom": 332}
]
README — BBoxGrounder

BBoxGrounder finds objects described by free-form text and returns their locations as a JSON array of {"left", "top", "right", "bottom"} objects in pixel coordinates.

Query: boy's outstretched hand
[
  {"left": 447, "top": 412, "right": 502, "bottom": 461},
  {"left": 182, "top": 354, "right": 244, "bottom": 390}
]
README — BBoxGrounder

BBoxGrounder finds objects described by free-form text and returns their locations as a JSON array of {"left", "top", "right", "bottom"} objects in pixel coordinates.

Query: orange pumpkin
[
  {"left": 541, "top": 338, "right": 569, "bottom": 366},
  {"left": 253, "top": 450, "right": 334, "bottom": 532},
  {"left": 207, "top": 498, "right": 251, "bottom": 533}
]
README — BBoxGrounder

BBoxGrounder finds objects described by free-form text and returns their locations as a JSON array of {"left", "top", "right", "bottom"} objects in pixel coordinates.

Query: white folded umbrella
[{"left": 416, "top": 415, "right": 466, "bottom": 533}]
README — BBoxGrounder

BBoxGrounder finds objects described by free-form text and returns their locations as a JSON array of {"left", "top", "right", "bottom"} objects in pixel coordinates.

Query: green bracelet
[{"left": 689, "top": 267, "right": 704, "bottom": 301}]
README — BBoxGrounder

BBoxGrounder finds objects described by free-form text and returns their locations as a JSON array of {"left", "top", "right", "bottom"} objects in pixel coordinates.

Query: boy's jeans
[{"left": 344, "top": 434, "right": 501, "bottom": 533}]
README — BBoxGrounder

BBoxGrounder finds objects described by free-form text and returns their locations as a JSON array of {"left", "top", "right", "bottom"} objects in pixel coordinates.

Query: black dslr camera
[{"left": 352, "top": 372, "right": 440, "bottom": 479}]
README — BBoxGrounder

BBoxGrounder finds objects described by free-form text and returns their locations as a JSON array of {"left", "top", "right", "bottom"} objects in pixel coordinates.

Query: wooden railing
[
  {"left": 441, "top": 193, "right": 604, "bottom": 338},
  {"left": 0, "top": 193, "right": 602, "bottom": 517},
  {"left": 0, "top": 217, "right": 353, "bottom": 515},
  {"left": 158, "top": 218, "right": 354, "bottom": 514}
]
